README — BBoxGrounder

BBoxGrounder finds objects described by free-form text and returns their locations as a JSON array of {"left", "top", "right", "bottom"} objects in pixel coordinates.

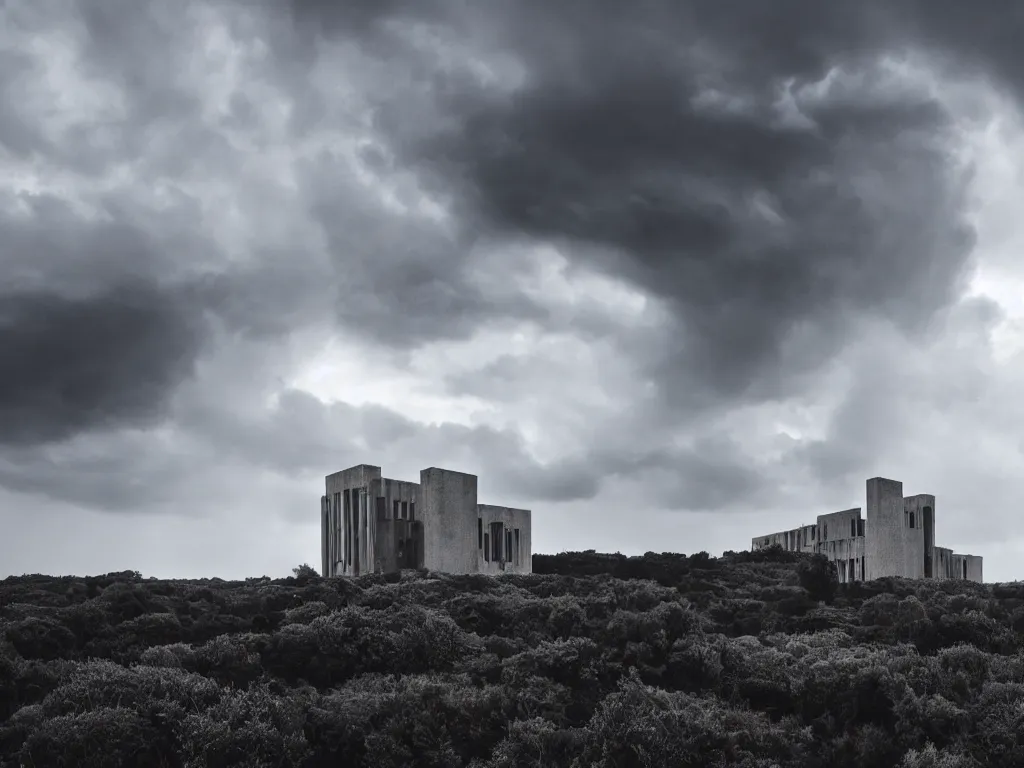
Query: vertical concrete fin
[{"left": 421, "top": 467, "right": 479, "bottom": 573}]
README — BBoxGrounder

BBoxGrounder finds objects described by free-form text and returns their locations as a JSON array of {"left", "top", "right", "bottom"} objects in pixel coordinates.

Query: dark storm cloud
[
  {"left": 0, "top": 281, "right": 206, "bottom": 446},
  {"left": 3, "top": 0, "right": 1021, "bottom": 527},
  {"left": 271, "top": 0, "right": 985, "bottom": 411}
]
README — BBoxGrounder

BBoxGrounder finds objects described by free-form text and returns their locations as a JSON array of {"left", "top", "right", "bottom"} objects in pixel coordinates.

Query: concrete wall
[
  {"left": 380, "top": 478, "right": 420, "bottom": 524},
  {"left": 324, "top": 464, "right": 383, "bottom": 577},
  {"left": 865, "top": 478, "right": 907, "bottom": 580},
  {"left": 421, "top": 467, "right": 479, "bottom": 574},
  {"left": 935, "top": 546, "right": 953, "bottom": 580},
  {"left": 374, "top": 518, "right": 424, "bottom": 573},
  {"left": 751, "top": 524, "right": 817, "bottom": 553},
  {"left": 817, "top": 534, "right": 866, "bottom": 582},
  {"left": 320, "top": 495, "right": 329, "bottom": 577},
  {"left": 818, "top": 508, "right": 863, "bottom": 545},
  {"left": 965, "top": 554, "right": 983, "bottom": 583},
  {"left": 898, "top": 496, "right": 926, "bottom": 580},
  {"left": 477, "top": 505, "right": 532, "bottom": 575},
  {"left": 904, "top": 494, "right": 936, "bottom": 578}
]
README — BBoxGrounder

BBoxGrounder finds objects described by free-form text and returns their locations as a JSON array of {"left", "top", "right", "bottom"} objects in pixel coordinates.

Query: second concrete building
[{"left": 751, "top": 476, "right": 983, "bottom": 583}]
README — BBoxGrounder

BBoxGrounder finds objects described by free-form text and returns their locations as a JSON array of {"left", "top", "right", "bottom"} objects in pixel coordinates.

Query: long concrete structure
[
  {"left": 751, "top": 477, "right": 983, "bottom": 583},
  {"left": 320, "top": 464, "right": 532, "bottom": 577}
]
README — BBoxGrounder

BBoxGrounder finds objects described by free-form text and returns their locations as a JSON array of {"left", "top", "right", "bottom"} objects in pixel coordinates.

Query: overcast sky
[{"left": 3, "top": 0, "right": 1024, "bottom": 582}]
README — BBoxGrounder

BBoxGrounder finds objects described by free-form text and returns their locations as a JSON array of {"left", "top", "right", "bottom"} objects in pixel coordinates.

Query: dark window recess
[
  {"left": 393, "top": 500, "right": 400, "bottom": 519},
  {"left": 514, "top": 528, "right": 520, "bottom": 565},
  {"left": 490, "top": 522, "right": 503, "bottom": 562},
  {"left": 478, "top": 518, "right": 483, "bottom": 549},
  {"left": 824, "top": 524, "right": 828, "bottom": 540},
  {"left": 409, "top": 502, "right": 415, "bottom": 521},
  {"left": 484, "top": 534, "right": 490, "bottom": 562},
  {"left": 849, "top": 558, "right": 855, "bottom": 581},
  {"left": 909, "top": 511, "right": 915, "bottom": 529},
  {"left": 963, "top": 560, "right": 968, "bottom": 579},
  {"left": 401, "top": 501, "right": 409, "bottom": 520},
  {"left": 862, "top": 556, "right": 866, "bottom": 580},
  {"left": 857, "top": 519, "right": 864, "bottom": 537},
  {"left": 851, "top": 519, "right": 856, "bottom": 537}
]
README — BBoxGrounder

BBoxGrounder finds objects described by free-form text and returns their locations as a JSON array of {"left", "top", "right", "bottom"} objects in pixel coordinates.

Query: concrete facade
[
  {"left": 751, "top": 477, "right": 983, "bottom": 584},
  {"left": 477, "top": 504, "right": 532, "bottom": 576},
  {"left": 321, "top": 463, "right": 532, "bottom": 577}
]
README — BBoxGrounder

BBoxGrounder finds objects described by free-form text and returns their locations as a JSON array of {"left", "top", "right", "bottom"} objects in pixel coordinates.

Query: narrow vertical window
[
  {"left": 409, "top": 502, "right": 415, "bottom": 521},
  {"left": 478, "top": 518, "right": 483, "bottom": 549},
  {"left": 484, "top": 533, "right": 490, "bottom": 562},
  {"left": 514, "top": 528, "right": 520, "bottom": 565},
  {"left": 393, "top": 500, "right": 400, "bottom": 519},
  {"left": 490, "top": 522, "right": 503, "bottom": 562}
]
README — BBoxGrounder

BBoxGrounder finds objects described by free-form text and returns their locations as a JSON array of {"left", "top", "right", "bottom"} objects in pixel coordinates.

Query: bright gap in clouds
[
  {"left": 965, "top": 99, "right": 1024, "bottom": 363},
  {"left": 290, "top": 245, "right": 661, "bottom": 441}
]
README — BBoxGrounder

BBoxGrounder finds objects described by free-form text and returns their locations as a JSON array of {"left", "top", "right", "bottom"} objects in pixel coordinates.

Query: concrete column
[
  {"left": 360, "top": 490, "right": 367, "bottom": 574},
  {"left": 421, "top": 467, "right": 479, "bottom": 574},
  {"left": 321, "top": 496, "right": 329, "bottom": 577},
  {"left": 865, "top": 477, "right": 905, "bottom": 580}
]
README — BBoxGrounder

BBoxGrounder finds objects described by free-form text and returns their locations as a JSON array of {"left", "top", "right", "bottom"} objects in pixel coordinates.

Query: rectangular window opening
[
  {"left": 490, "top": 522, "right": 503, "bottom": 562},
  {"left": 514, "top": 528, "right": 521, "bottom": 565},
  {"left": 478, "top": 518, "right": 483, "bottom": 550},
  {"left": 484, "top": 533, "right": 490, "bottom": 562}
]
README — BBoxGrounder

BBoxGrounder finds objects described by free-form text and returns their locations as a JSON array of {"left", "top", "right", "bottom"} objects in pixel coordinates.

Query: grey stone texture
[
  {"left": 477, "top": 504, "right": 532, "bottom": 576},
  {"left": 320, "top": 463, "right": 532, "bottom": 577},
  {"left": 752, "top": 477, "right": 983, "bottom": 584}
]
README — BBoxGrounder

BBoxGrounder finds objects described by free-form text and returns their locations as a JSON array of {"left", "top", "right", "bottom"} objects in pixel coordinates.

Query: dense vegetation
[{"left": 1, "top": 547, "right": 1022, "bottom": 767}]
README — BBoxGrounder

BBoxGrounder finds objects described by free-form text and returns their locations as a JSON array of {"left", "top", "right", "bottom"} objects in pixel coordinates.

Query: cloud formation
[{"left": 2, "top": 0, "right": 1024, "bottom": 580}]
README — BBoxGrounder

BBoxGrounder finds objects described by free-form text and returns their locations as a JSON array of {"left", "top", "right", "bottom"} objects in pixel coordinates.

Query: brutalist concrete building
[
  {"left": 751, "top": 477, "right": 983, "bottom": 583},
  {"left": 320, "top": 464, "right": 532, "bottom": 577}
]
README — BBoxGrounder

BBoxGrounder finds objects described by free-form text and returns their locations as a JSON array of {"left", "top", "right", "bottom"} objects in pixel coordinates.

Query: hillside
[{"left": 0, "top": 548, "right": 1020, "bottom": 767}]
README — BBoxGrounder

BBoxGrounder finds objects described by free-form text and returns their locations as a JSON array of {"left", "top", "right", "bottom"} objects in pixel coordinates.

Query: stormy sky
[{"left": 3, "top": 0, "right": 1024, "bottom": 581}]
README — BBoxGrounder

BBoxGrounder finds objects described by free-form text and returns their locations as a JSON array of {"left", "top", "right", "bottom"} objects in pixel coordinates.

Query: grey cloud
[
  {"left": 295, "top": 149, "right": 549, "bottom": 349},
  {"left": 0, "top": 281, "right": 207, "bottom": 446},
  {"left": 4, "top": 0, "right": 1024, "bottom": 568},
  {"left": 266, "top": 0, "right": 982, "bottom": 416}
]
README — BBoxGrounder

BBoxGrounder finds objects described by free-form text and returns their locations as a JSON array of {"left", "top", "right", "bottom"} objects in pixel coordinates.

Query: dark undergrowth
[{"left": 2, "top": 546, "right": 1022, "bottom": 767}]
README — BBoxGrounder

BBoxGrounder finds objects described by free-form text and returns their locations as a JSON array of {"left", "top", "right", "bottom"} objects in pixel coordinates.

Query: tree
[
  {"left": 797, "top": 554, "right": 839, "bottom": 605},
  {"left": 292, "top": 564, "right": 319, "bottom": 580}
]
